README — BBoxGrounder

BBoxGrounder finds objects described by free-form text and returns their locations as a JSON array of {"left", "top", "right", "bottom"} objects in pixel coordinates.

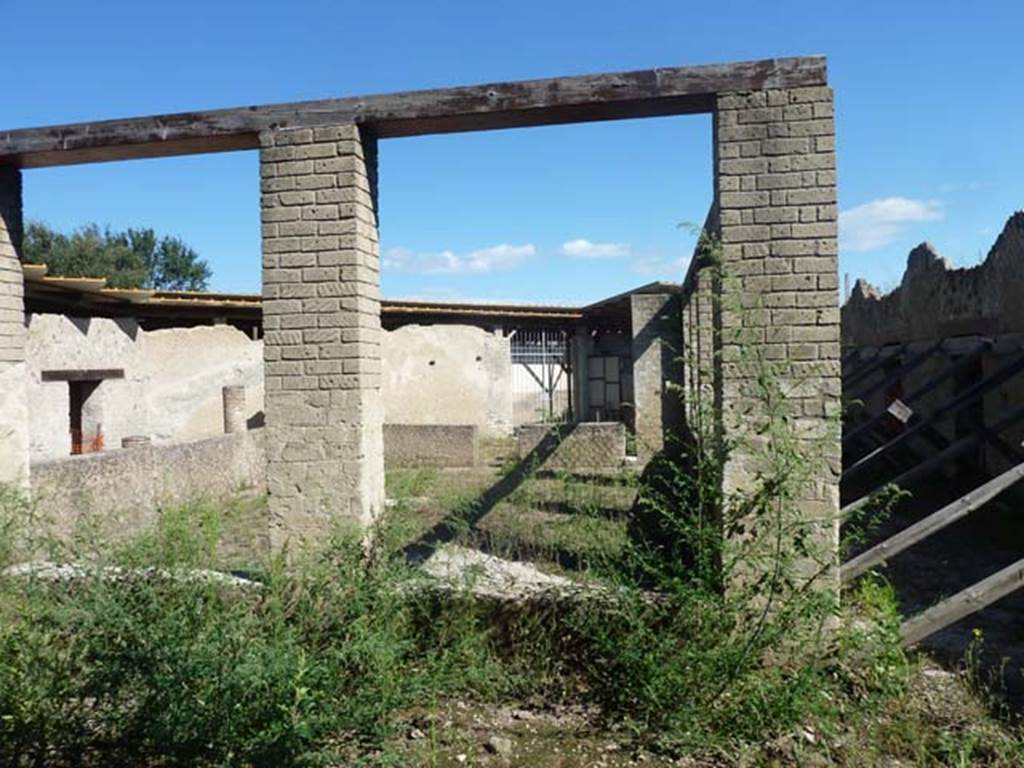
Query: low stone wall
[
  {"left": 383, "top": 424, "right": 478, "bottom": 468},
  {"left": 516, "top": 422, "right": 626, "bottom": 471},
  {"left": 30, "top": 429, "right": 266, "bottom": 538}
]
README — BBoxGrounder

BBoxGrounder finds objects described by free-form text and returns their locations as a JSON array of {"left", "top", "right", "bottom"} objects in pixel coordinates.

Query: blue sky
[{"left": 3, "top": 0, "right": 1022, "bottom": 304}]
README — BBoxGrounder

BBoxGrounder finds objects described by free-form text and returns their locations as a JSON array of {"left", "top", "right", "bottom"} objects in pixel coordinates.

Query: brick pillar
[
  {"left": 260, "top": 125, "right": 385, "bottom": 551},
  {"left": 630, "top": 293, "right": 684, "bottom": 460},
  {"left": 713, "top": 86, "right": 841, "bottom": 588},
  {"left": 0, "top": 167, "right": 29, "bottom": 487}
]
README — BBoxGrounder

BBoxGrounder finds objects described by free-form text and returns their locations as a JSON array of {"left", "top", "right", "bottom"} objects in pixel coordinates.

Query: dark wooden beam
[{"left": 0, "top": 57, "right": 826, "bottom": 168}]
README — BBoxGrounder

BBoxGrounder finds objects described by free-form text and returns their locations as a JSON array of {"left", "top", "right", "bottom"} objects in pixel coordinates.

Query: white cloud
[
  {"left": 631, "top": 255, "right": 690, "bottom": 277},
  {"left": 382, "top": 243, "right": 535, "bottom": 274},
  {"left": 559, "top": 238, "right": 630, "bottom": 258},
  {"left": 839, "top": 197, "right": 944, "bottom": 252}
]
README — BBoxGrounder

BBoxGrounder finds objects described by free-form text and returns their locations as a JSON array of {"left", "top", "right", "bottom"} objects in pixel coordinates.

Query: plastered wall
[{"left": 25, "top": 315, "right": 515, "bottom": 463}]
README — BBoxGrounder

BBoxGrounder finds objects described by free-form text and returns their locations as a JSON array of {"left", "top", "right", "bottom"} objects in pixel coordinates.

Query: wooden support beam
[
  {"left": 842, "top": 399, "right": 1024, "bottom": 518},
  {"left": 901, "top": 558, "right": 1024, "bottom": 646},
  {"left": 842, "top": 350, "right": 1024, "bottom": 483},
  {"left": 843, "top": 461, "right": 1024, "bottom": 583},
  {"left": 0, "top": 57, "right": 826, "bottom": 168},
  {"left": 845, "top": 341, "right": 941, "bottom": 406},
  {"left": 843, "top": 348, "right": 898, "bottom": 390},
  {"left": 843, "top": 342, "right": 989, "bottom": 452}
]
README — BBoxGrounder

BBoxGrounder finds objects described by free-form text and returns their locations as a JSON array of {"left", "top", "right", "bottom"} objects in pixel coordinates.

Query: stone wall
[
  {"left": 23, "top": 314, "right": 516, "bottom": 463},
  {"left": 0, "top": 167, "right": 29, "bottom": 487},
  {"left": 30, "top": 430, "right": 266, "bottom": 539},
  {"left": 382, "top": 324, "right": 512, "bottom": 438},
  {"left": 516, "top": 422, "right": 626, "bottom": 471},
  {"left": 383, "top": 424, "right": 478, "bottom": 468},
  {"left": 24, "top": 315, "right": 263, "bottom": 462}
]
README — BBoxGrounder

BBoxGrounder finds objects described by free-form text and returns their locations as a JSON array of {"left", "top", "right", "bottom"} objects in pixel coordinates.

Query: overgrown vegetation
[
  {"left": 24, "top": 221, "right": 212, "bottom": 290},
  {"left": 2, "top": 232, "right": 1022, "bottom": 765}
]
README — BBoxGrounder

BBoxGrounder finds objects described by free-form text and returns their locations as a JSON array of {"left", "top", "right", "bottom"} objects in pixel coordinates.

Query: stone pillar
[
  {"left": 260, "top": 124, "right": 385, "bottom": 551},
  {"left": 222, "top": 385, "right": 246, "bottom": 434},
  {"left": 630, "top": 293, "right": 683, "bottom": 460},
  {"left": 0, "top": 167, "right": 29, "bottom": 488},
  {"left": 713, "top": 85, "right": 841, "bottom": 587}
]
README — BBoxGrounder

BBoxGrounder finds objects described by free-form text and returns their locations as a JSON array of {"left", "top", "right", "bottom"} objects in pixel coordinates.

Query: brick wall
[
  {"left": 516, "top": 422, "right": 626, "bottom": 471},
  {"left": 0, "top": 167, "right": 29, "bottom": 486},
  {"left": 260, "top": 125, "right": 385, "bottom": 550},
  {"left": 31, "top": 430, "right": 266, "bottom": 542},
  {"left": 711, "top": 86, "right": 841, "bottom": 587},
  {"left": 383, "top": 424, "right": 479, "bottom": 468}
]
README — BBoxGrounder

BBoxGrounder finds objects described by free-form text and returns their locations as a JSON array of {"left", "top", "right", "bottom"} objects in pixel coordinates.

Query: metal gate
[{"left": 510, "top": 328, "right": 572, "bottom": 425}]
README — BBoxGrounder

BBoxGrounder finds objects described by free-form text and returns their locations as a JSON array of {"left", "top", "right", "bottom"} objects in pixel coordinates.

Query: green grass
[{"left": 2, "top": 461, "right": 1023, "bottom": 766}]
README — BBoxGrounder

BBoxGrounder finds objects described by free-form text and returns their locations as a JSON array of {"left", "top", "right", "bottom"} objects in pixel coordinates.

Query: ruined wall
[
  {"left": 842, "top": 212, "right": 1024, "bottom": 478},
  {"left": 24, "top": 314, "right": 515, "bottom": 463},
  {"left": 0, "top": 168, "right": 29, "bottom": 486},
  {"left": 843, "top": 212, "right": 1024, "bottom": 348},
  {"left": 382, "top": 324, "right": 512, "bottom": 437},
  {"left": 25, "top": 315, "right": 263, "bottom": 462},
  {"left": 31, "top": 429, "right": 265, "bottom": 540}
]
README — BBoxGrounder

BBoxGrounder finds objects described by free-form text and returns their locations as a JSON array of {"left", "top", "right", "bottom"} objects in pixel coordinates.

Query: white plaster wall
[
  {"left": 25, "top": 315, "right": 147, "bottom": 460},
  {"left": 0, "top": 361, "right": 30, "bottom": 485},
  {"left": 25, "top": 315, "right": 263, "bottom": 462},
  {"left": 25, "top": 317, "right": 514, "bottom": 463},
  {"left": 381, "top": 324, "right": 513, "bottom": 438},
  {"left": 137, "top": 325, "right": 264, "bottom": 443}
]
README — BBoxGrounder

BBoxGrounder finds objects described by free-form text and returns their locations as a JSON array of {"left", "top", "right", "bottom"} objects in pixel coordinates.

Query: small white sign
[{"left": 887, "top": 398, "right": 914, "bottom": 424}]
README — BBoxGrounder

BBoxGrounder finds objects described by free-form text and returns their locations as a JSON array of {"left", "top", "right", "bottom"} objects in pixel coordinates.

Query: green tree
[{"left": 24, "top": 222, "right": 212, "bottom": 291}]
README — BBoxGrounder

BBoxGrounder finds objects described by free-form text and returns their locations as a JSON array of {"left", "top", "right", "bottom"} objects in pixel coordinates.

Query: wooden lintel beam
[{"left": 0, "top": 57, "right": 826, "bottom": 168}]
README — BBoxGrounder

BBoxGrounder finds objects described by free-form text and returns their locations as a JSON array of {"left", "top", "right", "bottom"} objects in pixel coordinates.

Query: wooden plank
[
  {"left": 0, "top": 57, "right": 826, "bottom": 168},
  {"left": 843, "top": 461, "right": 1024, "bottom": 583},
  {"left": 901, "top": 558, "right": 1024, "bottom": 646}
]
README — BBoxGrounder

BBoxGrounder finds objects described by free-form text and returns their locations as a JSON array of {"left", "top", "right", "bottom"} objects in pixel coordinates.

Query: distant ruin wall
[
  {"left": 842, "top": 212, "right": 1024, "bottom": 348},
  {"left": 30, "top": 430, "right": 266, "bottom": 539},
  {"left": 383, "top": 424, "right": 478, "bottom": 468}
]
